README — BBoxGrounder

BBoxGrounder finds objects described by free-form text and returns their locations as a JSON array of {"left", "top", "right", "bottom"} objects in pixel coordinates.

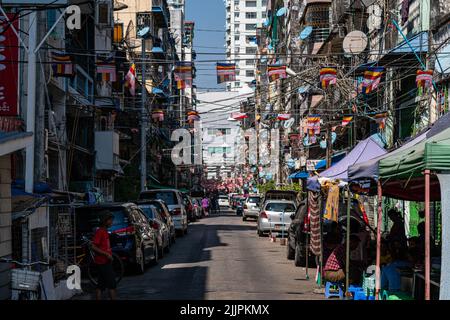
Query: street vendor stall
[{"left": 348, "top": 113, "right": 450, "bottom": 300}]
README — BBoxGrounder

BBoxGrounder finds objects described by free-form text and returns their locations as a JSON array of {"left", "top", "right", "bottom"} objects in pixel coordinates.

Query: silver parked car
[
  {"left": 242, "top": 195, "right": 261, "bottom": 221},
  {"left": 139, "top": 189, "right": 188, "bottom": 235},
  {"left": 257, "top": 200, "right": 296, "bottom": 237},
  {"left": 138, "top": 203, "right": 171, "bottom": 258}
]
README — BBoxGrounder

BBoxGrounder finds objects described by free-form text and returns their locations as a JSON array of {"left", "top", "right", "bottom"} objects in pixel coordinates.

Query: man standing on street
[{"left": 92, "top": 211, "right": 117, "bottom": 300}]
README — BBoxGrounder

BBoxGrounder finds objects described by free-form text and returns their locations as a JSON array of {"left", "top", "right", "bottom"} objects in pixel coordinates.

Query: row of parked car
[
  {"left": 231, "top": 190, "right": 372, "bottom": 268},
  {"left": 75, "top": 189, "right": 205, "bottom": 274}
]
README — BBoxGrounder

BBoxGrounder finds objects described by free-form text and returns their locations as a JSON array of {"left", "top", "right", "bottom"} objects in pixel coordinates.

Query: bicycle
[
  {"left": 0, "top": 258, "right": 50, "bottom": 300},
  {"left": 75, "top": 236, "right": 124, "bottom": 287}
]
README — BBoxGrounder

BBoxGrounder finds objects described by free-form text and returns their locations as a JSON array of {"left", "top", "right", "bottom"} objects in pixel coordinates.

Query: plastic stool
[
  {"left": 353, "top": 291, "right": 369, "bottom": 300},
  {"left": 348, "top": 285, "right": 364, "bottom": 298},
  {"left": 325, "top": 281, "right": 344, "bottom": 299}
]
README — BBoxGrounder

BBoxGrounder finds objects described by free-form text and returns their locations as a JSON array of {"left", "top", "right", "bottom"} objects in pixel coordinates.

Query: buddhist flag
[
  {"left": 268, "top": 65, "right": 287, "bottom": 82},
  {"left": 360, "top": 67, "right": 384, "bottom": 94},
  {"left": 416, "top": 70, "right": 433, "bottom": 95},
  {"left": 320, "top": 66, "right": 337, "bottom": 89},
  {"left": 277, "top": 114, "right": 291, "bottom": 121},
  {"left": 307, "top": 115, "right": 321, "bottom": 135},
  {"left": 374, "top": 112, "right": 388, "bottom": 129},
  {"left": 174, "top": 61, "right": 193, "bottom": 89},
  {"left": 231, "top": 112, "right": 248, "bottom": 120},
  {"left": 51, "top": 52, "right": 75, "bottom": 77},
  {"left": 216, "top": 63, "right": 236, "bottom": 83},
  {"left": 96, "top": 55, "right": 116, "bottom": 82},
  {"left": 125, "top": 63, "right": 136, "bottom": 96},
  {"left": 341, "top": 116, "right": 353, "bottom": 127}
]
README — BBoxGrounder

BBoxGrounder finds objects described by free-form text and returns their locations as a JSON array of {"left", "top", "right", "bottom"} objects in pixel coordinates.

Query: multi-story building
[{"left": 225, "top": 0, "right": 267, "bottom": 92}]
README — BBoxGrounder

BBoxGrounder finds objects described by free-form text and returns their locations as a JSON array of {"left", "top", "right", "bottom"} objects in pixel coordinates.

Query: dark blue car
[{"left": 76, "top": 203, "right": 158, "bottom": 274}]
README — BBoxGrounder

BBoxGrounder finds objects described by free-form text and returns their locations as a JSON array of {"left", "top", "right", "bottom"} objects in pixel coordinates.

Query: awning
[
  {"left": 288, "top": 171, "right": 309, "bottom": 179},
  {"left": 315, "top": 152, "right": 347, "bottom": 170},
  {"left": 152, "top": 47, "right": 164, "bottom": 54},
  {"left": 0, "top": 131, "right": 33, "bottom": 156},
  {"left": 378, "top": 31, "right": 428, "bottom": 66}
]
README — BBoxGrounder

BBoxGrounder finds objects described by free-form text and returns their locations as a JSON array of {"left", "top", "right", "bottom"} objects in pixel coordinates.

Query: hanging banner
[
  {"left": 319, "top": 66, "right": 337, "bottom": 89},
  {"left": 374, "top": 112, "right": 388, "bottom": 129},
  {"left": 96, "top": 55, "right": 116, "bottom": 82},
  {"left": 268, "top": 65, "right": 287, "bottom": 82},
  {"left": 360, "top": 67, "right": 384, "bottom": 94},
  {"left": 51, "top": 52, "right": 75, "bottom": 77},
  {"left": 174, "top": 61, "right": 193, "bottom": 89},
  {"left": 341, "top": 116, "right": 353, "bottom": 127},
  {"left": 307, "top": 115, "right": 321, "bottom": 135},
  {"left": 216, "top": 63, "right": 236, "bottom": 84},
  {"left": 416, "top": 69, "right": 433, "bottom": 95},
  {"left": 0, "top": 14, "right": 19, "bottom": 116}
]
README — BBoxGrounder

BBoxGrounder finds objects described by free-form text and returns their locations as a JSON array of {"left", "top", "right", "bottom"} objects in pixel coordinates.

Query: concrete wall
[{"left": 0, "top": 155, "right": 12, "bottom": 299}]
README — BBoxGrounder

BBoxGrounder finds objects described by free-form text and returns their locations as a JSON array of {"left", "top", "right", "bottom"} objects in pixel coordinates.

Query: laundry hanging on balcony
[
  {"left": 96, "top": 55, "right": 116, "bottom": 82},
  {"left": 268, "top": 65, "right": 286, "bottom": 82},
  {"left": 216, "top": 63, "right": 236, "bottom": 84},
  {"left": 359, "top": 67, "right": 384, "bottom": 94},
  {"left": 51, "top": 52, "right": 75, "bottom": 78},
  {"left": 174, "top": 61, "right": 193, "bottom": 89},
  {"left": 416, "top": 70, "right": 433, "bottom": 96},
  {"left": 152, "top": 109, "right": 164, "bottom": 122},
  {"left": 125, "top": 63, "right": 136, "bottom": 96},
  {"left": 319, "top": 66, "right": 337, "bottom": 89}
]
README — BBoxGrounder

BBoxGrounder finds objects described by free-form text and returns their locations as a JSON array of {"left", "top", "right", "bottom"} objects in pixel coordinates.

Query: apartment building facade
[{"left": 225, "top": 0, "right": 267, "bottom": 92}]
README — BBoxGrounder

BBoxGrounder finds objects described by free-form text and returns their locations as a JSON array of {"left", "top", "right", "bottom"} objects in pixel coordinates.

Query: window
[
  {"left": 246, "top": 59, "right": 255, "bottom": 66},
  {"left": 208, "top": 147, "right": 231, "bottom": 155},
  {"left": 246, "top": 1, "right": 257, "bottom": 7},
  {"left": 246, "top": 70, "right": 255, "bottom": 77},
  {"left": 262, "top": 12, "right": 267, "bottom": 18},
  {"left": 234, "top": 23, "right": 240, "bottom": 30},
  {"left": 234, "top": 12, "right": 240, "bottom": 18},
  {"left": 234, "top": 47, "right": 240, "bottom": 53},
  {"left": 261, "top": 0, "right": 267, "bottom": 6},
  {"left": 245, "top": 12, "right": 257, "bottom": 19},
  {"left": 234, "top": 0, "right": 239, "bottom": 4},
  {"left": 245, "top": 23, "right": 257, "bottom": 30},
  {"left": 246, "top": 47, "right": 257, "bottom": 54},
  {"left": 265, "top": 202, "right": 296, "bottom": 212},
  {"left": 235, "top": 35, "right": 240, "bottom": 41}
]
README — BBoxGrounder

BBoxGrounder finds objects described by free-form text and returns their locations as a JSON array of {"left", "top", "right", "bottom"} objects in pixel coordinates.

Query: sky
[{"left": 186, "top": 0, "right": 226, "bottom": 92}]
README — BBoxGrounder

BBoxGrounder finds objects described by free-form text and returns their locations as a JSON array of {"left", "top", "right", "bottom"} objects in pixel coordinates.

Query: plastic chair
[
  {"left": 348, "top": 285, "right": 364, "bottom": 297},
  {"left": 325, "top": 281, "right": 344, "bottom": 299}
]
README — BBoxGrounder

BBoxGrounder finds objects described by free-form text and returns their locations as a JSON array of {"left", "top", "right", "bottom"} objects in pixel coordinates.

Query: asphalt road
[{"left": 77, "top": 208, "right": 323, "bottom": 300}]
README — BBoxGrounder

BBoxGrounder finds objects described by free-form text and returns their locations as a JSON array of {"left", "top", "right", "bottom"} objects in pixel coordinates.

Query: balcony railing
[{"left": 152, "top": 0, "right": 170, "bottom": 27}]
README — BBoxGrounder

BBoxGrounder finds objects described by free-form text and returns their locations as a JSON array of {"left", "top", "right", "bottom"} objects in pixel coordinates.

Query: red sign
[{"left": 0, "top": 14, "right": 19, "bottom": 116}]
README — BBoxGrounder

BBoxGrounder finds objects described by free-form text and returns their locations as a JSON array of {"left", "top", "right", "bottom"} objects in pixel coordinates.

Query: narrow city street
[{"left": 77, "top": 209, "right": 321, "bottom": 300}]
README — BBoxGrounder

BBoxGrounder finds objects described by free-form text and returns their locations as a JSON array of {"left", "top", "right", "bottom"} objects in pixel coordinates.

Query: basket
[{"left": 11, "top": 269, "right": 41, "bottom": 291}]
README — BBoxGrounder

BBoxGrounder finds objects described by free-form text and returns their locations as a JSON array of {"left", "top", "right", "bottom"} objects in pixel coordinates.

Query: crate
[{"left": 11, "top": 269, "right": 41, "bottom": 291}]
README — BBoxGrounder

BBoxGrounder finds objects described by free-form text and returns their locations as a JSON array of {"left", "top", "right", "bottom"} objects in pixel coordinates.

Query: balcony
[
  {"left": 95, "top": 131, "right": 121, "bottom": 173},
  {"left": 152, "top": 0, "right": 170, "bottom": 27}
]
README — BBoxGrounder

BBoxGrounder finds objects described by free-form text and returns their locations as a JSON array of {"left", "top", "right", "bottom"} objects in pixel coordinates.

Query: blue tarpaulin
[
  {"left": 288, "top": 171, "right": 309, "bottom": 179},
  {"left": 315, "top": 152, "right": 347, "bottom": 170}
]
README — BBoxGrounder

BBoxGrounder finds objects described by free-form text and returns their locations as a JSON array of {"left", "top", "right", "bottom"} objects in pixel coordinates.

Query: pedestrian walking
[
  {"left": 202, "top": 197, "right": 210, "bottom": 216},
  {"left": 92, "top": 211, "right": 117, "bottom": 300}
]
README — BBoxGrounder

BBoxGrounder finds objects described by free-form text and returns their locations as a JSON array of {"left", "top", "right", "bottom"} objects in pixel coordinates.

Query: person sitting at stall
[
  {"left": 381, "top": 243, "right": 411, "bottom": 293},
  {"left": 323, "top": 221, "right": 342, "bottom": 264},
  {"left": 387, "top": 208, "right": 407, "bottom": 248},
  {"left": 323, "top": 234, "right": 361, "bottom": 284}
]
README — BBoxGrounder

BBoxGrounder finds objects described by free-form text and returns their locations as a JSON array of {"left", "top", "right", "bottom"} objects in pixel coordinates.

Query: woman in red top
[{"left": 92, "top": 212, "right": 116, "bottom": 300}]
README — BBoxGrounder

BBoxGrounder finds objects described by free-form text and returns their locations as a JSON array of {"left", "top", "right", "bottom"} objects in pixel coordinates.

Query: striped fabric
[
  {"left": 360, "top": 67, "right": 384, "bottom": 94},
  {"left": 309, "top": 191, "right": 322, "bottom": 257},
  {"left": 319, "top": 66, "right": 337, "bottom": 89},
  {"left": 268, "top": 65, "right": 287, "bottom": 82},
  {"left": 96, "top": 55, "right": 116, "bottom": 82},
  {"left": 216, "top": 63, "right": 236, "bottom": 83},
  {"left": 51, "top": 52, "right": 74, "bottom": 77},
  {"left": 174, "top": 61, "right": 193, "bottom": 89}
]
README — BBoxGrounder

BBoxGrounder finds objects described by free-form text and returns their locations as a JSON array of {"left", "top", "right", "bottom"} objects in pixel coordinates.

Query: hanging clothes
[
  {"left": 309, "top": 191, "right": 321, "bottom": 256},
  {"left": 324, "top": 182, "right": 339, "bottom": 222}
]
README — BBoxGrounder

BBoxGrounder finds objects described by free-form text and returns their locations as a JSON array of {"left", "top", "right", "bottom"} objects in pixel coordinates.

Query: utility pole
[
  {"left": 325, "top": 91, "right": 332, "bottom": 169},
  {"left": 140, "top": 39, "right": 147, "bottom": 192},
  {"left": 25, "top": 11, "right": 38, "bottom": 193}
]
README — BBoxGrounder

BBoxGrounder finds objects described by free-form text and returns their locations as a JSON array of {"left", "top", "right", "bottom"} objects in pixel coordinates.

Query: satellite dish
[
  {"left": 367, "top": 4, "right": 383, "bottom": 31},
  {"left": 137, "top": 26, "right": 151, "bottom": 38},
  {"left": 343, "top": 30, "right": 368, "bottom": 55},
  {"left": 299, "top": 26, "right": 313, "bottom": 40}
]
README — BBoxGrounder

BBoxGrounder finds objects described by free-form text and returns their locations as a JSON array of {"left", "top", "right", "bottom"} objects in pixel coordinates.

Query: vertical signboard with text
[{"left": 0, "top": 13, "right": 19, "bottom": 116}]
